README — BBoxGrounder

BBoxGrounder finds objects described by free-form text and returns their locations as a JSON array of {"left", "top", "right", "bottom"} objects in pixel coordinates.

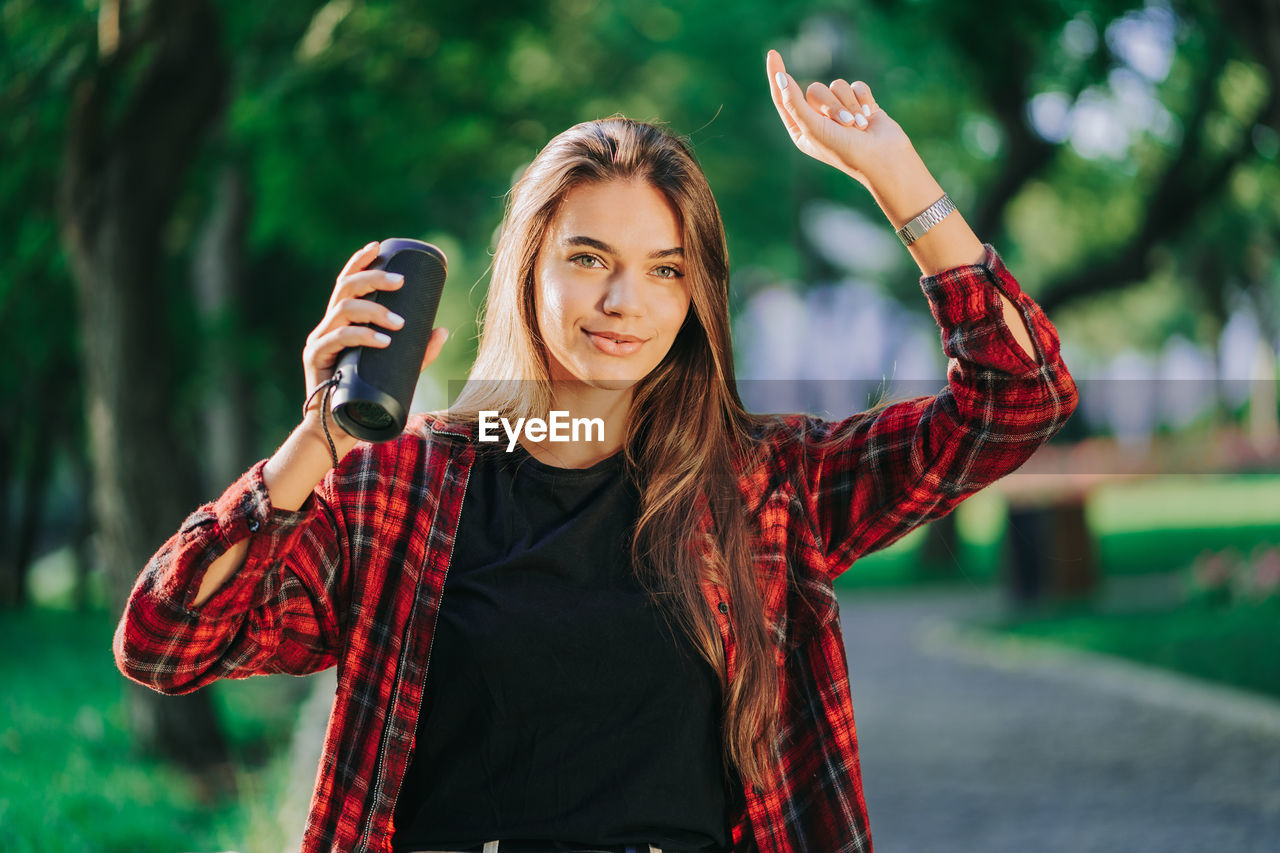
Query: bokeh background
[{"left": 2, "top": 0, "right": 1278, "bottom": 850}]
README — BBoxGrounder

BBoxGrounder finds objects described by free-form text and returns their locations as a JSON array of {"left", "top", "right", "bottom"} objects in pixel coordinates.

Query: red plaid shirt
[{"left": 115, "top": 243, "right": 1078, "bottom": 852}]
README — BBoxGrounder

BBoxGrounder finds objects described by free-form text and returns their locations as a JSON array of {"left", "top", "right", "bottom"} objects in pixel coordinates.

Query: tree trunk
[
  {"left": 57, "top": 0, "right": 234, "bottom": 776},
  {"left": 193, "top": 161, "right": 255, "bottom": 493}
]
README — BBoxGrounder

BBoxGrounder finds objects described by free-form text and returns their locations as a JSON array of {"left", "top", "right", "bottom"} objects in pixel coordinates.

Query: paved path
[{"left": 839, "top": 582, "right": 1280, "bottom": 853}]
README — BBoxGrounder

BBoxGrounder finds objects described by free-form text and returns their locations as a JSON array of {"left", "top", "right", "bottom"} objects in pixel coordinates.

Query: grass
[
  {"left": 0, "top": 607, "right": 308, "bottom": 853},
  {"left": 989, "top": 599, "right": 1280, "bottom": 700}
]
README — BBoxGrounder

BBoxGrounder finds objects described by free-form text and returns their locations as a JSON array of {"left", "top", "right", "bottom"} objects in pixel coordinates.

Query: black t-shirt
[{"left": 391, "top": 442, "right": 731, "bottom": 853}]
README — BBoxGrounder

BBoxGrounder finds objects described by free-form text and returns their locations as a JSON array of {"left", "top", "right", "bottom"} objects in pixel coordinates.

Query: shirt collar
[{"left": 419, "top": 411, "right": 476, "bottom": 441}]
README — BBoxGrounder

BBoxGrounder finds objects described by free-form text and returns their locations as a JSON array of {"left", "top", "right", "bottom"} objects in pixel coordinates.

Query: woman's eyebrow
[{"left": 564, "top": 235, "right": 684, "bottom": 259}]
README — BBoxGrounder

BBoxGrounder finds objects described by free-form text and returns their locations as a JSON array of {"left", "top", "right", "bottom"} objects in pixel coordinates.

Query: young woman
[{"left": 115, "top": 50, "right": 1078, "bottom": 853}]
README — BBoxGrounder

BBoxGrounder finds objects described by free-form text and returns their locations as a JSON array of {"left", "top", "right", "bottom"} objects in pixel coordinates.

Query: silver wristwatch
[{"left": 895, "top": 193, "right": 956, "bottom": 247}]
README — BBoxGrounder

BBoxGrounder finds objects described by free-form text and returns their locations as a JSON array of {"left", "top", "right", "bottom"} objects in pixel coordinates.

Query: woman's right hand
[
  {"left": 301, "top": 241, "right": 450, "bottom": 439},
  {"left": 766, "top": 49, "right": 912, "bottom": 195}
]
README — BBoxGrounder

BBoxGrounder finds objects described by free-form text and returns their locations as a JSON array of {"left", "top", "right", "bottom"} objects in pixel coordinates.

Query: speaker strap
[{"left": 303, "top": 370, "right": 344, "bottom": 469}]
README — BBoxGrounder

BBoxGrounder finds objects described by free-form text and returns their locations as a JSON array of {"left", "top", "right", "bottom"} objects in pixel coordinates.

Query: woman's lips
[{"left": 585, "top": 329, "right": 645, "bottom": 355}]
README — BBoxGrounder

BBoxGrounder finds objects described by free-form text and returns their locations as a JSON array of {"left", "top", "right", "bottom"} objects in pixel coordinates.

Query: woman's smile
[{"left": 584, "top": 328, "right": 649, "bottom": 355}]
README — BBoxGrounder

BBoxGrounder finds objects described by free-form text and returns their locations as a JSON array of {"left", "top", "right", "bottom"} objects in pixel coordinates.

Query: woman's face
[{"left": 533, "top": 178, "right": 692, "bottom": 392}]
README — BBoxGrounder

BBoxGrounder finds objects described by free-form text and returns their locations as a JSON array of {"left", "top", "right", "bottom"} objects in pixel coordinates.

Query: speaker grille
[{"left": 345, "top": 400, "right": 395, "bottom": 431}]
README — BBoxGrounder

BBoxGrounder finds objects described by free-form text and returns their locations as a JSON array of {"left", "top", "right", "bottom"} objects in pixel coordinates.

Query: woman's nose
[{"left": 601, "top": 268, "right": 643, "bottom": 316}]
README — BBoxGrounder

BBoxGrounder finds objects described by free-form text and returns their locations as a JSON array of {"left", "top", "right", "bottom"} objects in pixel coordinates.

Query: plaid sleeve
[
  {"left": 801, "top": 242, "right": 1079, "bottom": 578},
  {"left": 113, "top": 456, "right": 348, "bottom": 694}
]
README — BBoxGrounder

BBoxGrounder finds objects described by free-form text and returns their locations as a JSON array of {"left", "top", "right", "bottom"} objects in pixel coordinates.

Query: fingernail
[
  {"left": 390, "top": 273, "right": 404, "bottom": 284},
  {"left": 374, "top": 332, "right": 391, "bottom": 344},
  {"left": 775, "top": 72, "right": 788, "bottom": 90},
  {"left": 853, "top": 112, "right": 868, "bottom": 129},
  {"left": 862, "top": 104, "right": 871, "bottom": 117},
  {"left": 838, "top": 109, "right": 854, "bottom": 124},
  {"left": 388, "top": 312, "right": 405, "bottom": 328}
]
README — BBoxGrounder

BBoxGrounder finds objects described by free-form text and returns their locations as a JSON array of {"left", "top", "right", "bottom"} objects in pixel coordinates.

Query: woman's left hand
[{"left": 766, "top": 49, "right": 913, "bottom": 194}]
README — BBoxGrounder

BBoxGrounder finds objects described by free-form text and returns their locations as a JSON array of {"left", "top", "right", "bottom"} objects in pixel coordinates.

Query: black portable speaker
[{"left": 330, "top": 238, "right": 448, "bottom": 442}]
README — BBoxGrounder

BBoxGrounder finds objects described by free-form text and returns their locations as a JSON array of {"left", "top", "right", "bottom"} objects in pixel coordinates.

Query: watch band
[{"left": 895, "top": 193, "right": 956, "bottom": 247}]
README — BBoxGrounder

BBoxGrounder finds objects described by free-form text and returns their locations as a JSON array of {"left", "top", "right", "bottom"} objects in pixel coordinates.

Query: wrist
[
  {"left": 862, "top": 145, "right": 986, "bottom": 276},
  {"left": 301, "top": 409, "right": 360, "bottom": 464},
  {"left": 863, "top": 144, "right": 945, "bottom": 230},
  {"left": 263, "top": 418, "right": 352, "bottom": 513}
]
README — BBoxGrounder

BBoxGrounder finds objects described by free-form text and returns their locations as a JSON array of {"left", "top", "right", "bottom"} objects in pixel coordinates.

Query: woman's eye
[{"left": 569, "top": 254, "right": 682, "bottom": 279}]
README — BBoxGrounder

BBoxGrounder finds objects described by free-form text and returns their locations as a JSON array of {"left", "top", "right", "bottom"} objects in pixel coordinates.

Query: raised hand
[{"left": 766, "top": 49, "right": 913, "bottom": 194}]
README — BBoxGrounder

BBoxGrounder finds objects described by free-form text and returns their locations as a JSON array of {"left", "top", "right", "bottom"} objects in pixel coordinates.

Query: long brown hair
[{"left": 447, "top": 116, "right": 907, "bottom": 788}]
